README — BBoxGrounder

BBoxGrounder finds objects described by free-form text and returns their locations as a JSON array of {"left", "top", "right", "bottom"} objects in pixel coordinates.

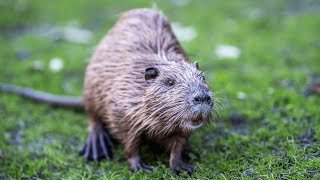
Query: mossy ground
[{"left": 1, "top": 0, "right": 320, "bottom": 179}]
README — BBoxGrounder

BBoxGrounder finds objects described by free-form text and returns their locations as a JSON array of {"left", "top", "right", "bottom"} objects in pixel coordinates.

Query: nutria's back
[{"left": 92, "top": 9, "right": 188, "bottom": 63}]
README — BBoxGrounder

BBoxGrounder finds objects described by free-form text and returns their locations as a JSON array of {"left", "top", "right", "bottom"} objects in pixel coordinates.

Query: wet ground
[{"left": 0, "top": 0, "right": 320, "bottom": 179}]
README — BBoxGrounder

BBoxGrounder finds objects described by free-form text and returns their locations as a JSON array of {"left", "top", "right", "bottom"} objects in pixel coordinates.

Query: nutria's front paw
[
  {"left": 170, "top": 161, "right": 195, "bottom": 175},
  {"left": 129, "top": 157, "right": 153, "bottom": 172}
]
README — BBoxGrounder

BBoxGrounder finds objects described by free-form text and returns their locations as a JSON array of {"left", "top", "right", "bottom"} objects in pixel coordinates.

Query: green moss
[{"left": 0, "top": 0, "right": 319, "bottom": 179}]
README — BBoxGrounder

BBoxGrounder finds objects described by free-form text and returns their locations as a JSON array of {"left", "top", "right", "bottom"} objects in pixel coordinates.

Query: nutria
[
  {"left": 80, "top": 8, "right": 214, "bottom": 173},
  {"left": 0, "top": 8, "right": 214, "bottom": 174}
]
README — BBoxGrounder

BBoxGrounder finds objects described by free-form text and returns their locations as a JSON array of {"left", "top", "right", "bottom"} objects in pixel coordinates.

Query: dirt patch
[
  {"left": 287, "top": 0, "right": 320, "bottom": 14},
  {"left": 296, "top": 128, "right": 317, "bottom": 147},
  {"left": 229, "top": 112, "right": 248, "bottom": 135},
  {"left": 244, "top": 168, "right": 256, "bottom": 177},
  {"left": 0, "top": 150, "right": 4, "bottom": 158},
  {"left": 4, "top": 120, "right": 25, "bottom": 147},
  {"left": 203, "top": 112, "right": 248, "bottom": 147},
  {"left": 304, "top": 74, "right": 320, "bottom": 97},
  {"left": 27, "top": 135, "right": 59, "bottom": 157}
]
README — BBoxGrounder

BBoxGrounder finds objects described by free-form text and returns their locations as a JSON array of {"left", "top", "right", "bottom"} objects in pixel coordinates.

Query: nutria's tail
[{"left": 0, "top": 83, "right": 84, "bottom": 110}]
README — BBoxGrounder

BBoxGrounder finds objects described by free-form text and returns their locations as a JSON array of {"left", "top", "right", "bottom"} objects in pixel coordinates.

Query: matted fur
[{"left": 83, "top": 8, "right": 213, "bottom": 173}]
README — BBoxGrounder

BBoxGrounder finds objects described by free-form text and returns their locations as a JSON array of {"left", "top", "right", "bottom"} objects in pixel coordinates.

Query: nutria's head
[{"left": 144, "top": 61, "right": 214, "bottom": 134}]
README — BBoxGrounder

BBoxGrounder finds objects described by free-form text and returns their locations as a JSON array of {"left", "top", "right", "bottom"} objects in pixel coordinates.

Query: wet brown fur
[{"left": 83, "top": 8, "right": 213, "bottom": 173}]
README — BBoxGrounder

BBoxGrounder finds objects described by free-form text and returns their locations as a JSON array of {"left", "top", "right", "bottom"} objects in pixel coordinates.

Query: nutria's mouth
[
  {"left": 191, "top": 120, "right": 202, "bottom": 126},
  {"left": 185, "top": 121, "right": 203, "bottom": 130},
  {"left": 185, "top": 115, "right": 205, "bottom": 130},
  {"left": 191, "top": 115, "right": 203, "bottom": 124}
]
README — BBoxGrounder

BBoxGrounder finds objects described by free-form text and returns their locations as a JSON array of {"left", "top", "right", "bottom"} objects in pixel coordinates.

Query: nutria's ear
[
  {"left": 193, "top": 61, "right": 199, "bottom": 70},
  {"left": 145, "top": 67, "right": 159, "bottom": 83}
]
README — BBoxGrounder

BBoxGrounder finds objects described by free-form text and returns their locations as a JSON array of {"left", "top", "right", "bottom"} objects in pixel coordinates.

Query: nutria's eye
[
  {"left": 145, "top": 67, "right": 159, "bottom": 83},
  {"left": 166, "top": 79, "right": 175, "bottom": 86}
]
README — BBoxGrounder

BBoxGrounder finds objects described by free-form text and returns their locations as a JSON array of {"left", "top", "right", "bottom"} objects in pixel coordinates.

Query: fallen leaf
[
  {"left": 171, "top": 22, "right": 197, "bottom": 42},
  {"left": 237, "top": 91, "right": 247, "bottom": 100},
  {"left": 215, "top": 45, "right": 241, "bottom": 59},
  {"left": 49, "top": 57, "right": 64, "bottom": 72}
]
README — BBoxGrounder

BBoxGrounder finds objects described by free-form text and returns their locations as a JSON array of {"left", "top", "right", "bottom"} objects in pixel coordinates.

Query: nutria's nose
[{"left": 193, "top": 93, "right": 212, "bottom": 105}]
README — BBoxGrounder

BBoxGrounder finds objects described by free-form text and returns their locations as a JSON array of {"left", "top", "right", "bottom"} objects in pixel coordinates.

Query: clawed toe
[
  {"left": 129, "top": 158, "right": 153, "bottom": 172},
  {"left": 131, "top": 162, "right": 153, "bottom": 172},
  {"left": 171, "top": 161, "right": 195, "bottom": 175},
  {"left": 78, "top": 128, "right": 114, "bottom": 162},
  {"left": 140, "top": 162, "right": 153, "bottom": 172},
  {"left": 181, "top": 163, "right": 195, "bottom": 174}
]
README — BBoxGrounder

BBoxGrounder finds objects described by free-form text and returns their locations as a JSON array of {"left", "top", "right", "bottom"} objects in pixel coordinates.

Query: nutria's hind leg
[{"left": 79, "top": 120, "right": 114, "bottom": 162}]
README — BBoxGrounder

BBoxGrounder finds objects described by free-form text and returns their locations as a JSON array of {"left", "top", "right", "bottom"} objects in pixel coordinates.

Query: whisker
[{"left": 213, "top": 89, "right": 226, "bottom": 95}]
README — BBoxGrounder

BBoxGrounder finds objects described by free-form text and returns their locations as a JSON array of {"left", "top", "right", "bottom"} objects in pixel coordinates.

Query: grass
[{"left": 1, "top": 0, "right": 320, "bottom": 179}]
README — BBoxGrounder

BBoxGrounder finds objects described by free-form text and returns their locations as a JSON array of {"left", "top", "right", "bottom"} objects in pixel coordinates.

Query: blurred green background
[{"left": 0, "top": 0, "right": 320, "bottom": 179}]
